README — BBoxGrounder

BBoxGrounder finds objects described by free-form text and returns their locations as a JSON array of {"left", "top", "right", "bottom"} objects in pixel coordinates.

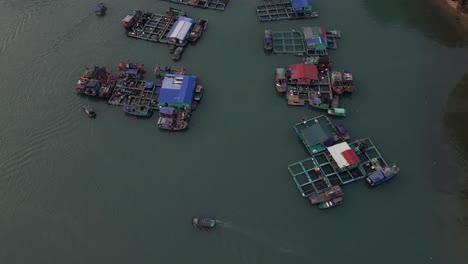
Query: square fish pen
[
  {"left": 256, "top": 0, "right": 319, "bottom": 22},
  {"left": 272, "top": 31, "right": 306, "bottom": 54},
  {"left": 160, "top": 0, "right": 229, "bottom": 11},
  {"left": 288, "top": 137, "right": 392, "bottom": 197}
]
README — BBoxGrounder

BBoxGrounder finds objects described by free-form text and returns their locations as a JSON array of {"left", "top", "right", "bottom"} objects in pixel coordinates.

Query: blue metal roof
[
  {"left": 306, "top": 37, "right": 324, "bottom": 45},
  {"left": 158, "top": 74, "right": 196, "bottom": 106},
  {"left": 292, "top": 0, "right": 312, "bottom": 9},
  {"left": 144, "top": 82, "right": 154, "bottom": 88}
]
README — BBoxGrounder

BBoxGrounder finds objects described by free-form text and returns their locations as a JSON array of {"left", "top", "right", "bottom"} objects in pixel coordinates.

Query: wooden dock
[
  {"left": 256, "top": 0, "right": 319, "bottom": 22},
  {"left": 288, "top": 137, "right": 391, "bottom": 197},
  {"left": 160, "top": 0, "right": 229, "bottom": 11},
  {"left": 127, "top": 12, "right": 179, "bottom": 46},
  {"left": 108, "top": 79, "right": 160, "bottom": 110}
]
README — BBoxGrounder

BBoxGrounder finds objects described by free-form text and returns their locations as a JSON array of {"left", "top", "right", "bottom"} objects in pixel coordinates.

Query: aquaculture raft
[
  {"left": 271, "top": 31, "right": 306, "bottom": 54},
  {"left": 160, "top": 0, "right": 229, "bottom": 11},
  {"left": 256, "top": 0, "right": 319, "bottom": 22},
  {"left": 289, "top": 138, "right": 391, "bottom": 197},
  {"left": 126, "top": 11, "right": 206, "bottom": 48},
  {"left": 108, "top": 79, "right": 160, "bottom": 110}
]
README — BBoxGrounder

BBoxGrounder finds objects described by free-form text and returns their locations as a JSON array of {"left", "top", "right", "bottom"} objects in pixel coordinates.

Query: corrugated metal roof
[
  {"left": 159, "top": 74, "right": 196, "bottom": 106},
  {"left": 327, "top": 142, "right": 352, "bottom": 169},
  {"left": 167, "top": 16, "right": 194, "bottom": 41}
]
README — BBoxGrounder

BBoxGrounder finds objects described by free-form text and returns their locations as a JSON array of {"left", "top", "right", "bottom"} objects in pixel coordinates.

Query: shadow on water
[
  {"left": 364, "top": 0, "right": 468, "bottom": 47},
  {"left": 445, "top": 72, "right": 468, "bottom": 213}
]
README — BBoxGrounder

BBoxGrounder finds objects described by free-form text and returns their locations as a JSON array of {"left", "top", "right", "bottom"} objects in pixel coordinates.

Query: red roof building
[{"left": 290, "top": 63, "right": 318, "bottom": 85}]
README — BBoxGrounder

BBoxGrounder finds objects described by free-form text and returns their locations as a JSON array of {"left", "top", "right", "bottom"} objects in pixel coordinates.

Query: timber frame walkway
[
  {"left": 288, "top": 137, "right": 390, "bottom": 197},
  {"left": 256, "top": 0, "right": 319, "bottom": 22},
  {"left": 160, "top": 0, "right": 229, "bottom": 11},
  {"left": 127, "top": 12, "right": 180, "bottom": 45}
]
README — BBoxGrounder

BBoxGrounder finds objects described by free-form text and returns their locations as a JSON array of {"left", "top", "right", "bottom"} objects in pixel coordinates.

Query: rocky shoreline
[{"left": 443, "top": 0, "right": 468, "bottom": 19}]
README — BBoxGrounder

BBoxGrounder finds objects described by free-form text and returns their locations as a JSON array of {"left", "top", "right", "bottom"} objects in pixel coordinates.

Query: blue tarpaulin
[
  {"left": 159, "top": 107, "right": 175, "bottom": 115},
  {"left": 292, "top": 0, "right": 312, "bottom": 9},
  {"left": 158, "top": 74, "right": 196, "bottom": 107},
  {"left": 144, "top": 82, "right": 154, "bottom": 89},
  {"left": 127, "top": 69, "right": 138, "bottom": 75}
]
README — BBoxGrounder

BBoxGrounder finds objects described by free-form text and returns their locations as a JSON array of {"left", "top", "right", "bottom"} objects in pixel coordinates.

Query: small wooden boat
[
  {"left": 308, "top": 185, "right": 343, "bottom": 205},
  {"left": 326, "top": 30, "right": 341, "bottom": 38},
  {"left": 264, "top": 30, "right": 273, "bottom": 51},
  {"left": 121, "top": 9, "right": 142, "bottom": 30},
  {"left": 343, "top": 70, "right": 355, "bottom": 93},
  {"left": 334, "top": 124, "right": 350, "bottom": 140},
  {"left": 328, "top": 108, "right": 346, "bottom": 117},
  {"left": 331, "top": 71, "right": 344, "bottom": 95},
  {"left": 166, "top": 7, "right": 186, "bottom": 18},
  {"left": 366, "top": 165, "right": 400, "bottom": 186},
  {"left": 157, "top": 117, "right": 188, "bottom": 131},
  {"left": 82, "top": 105, "right": 96, "bottom": 118},
  {"left": 275, "top": 68, "right": 287, "bottom": 93},
  {"left": 318, "top": 197, "right": 343, "bottom": 209},
  {"left": 94, "top": 3, "right": 107, "bottom": 16},
  {"left": 122, "top": 105, "right": 152, "bottom": 117},
  {"left": 169, "top": 44, "right": 176, "bottom": 54},
  {"left": 198, "top": 19, "right": 208, "bottom": 31},
  {"left": 192, "top": 216, "right": 216, "bottom": 228},
  {"left": 188, "top": 24, "right": 203, "bottom": 42},
  {"left": 172, "top": 47, "right": 184, "bottom": 61},
  {"left": 194, "top": 85, "right": 203, "bottom": 101}
]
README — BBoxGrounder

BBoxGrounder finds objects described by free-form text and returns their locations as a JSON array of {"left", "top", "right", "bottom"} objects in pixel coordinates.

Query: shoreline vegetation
[{"left": 443, "top": 0, "right": 468, "bottom": 19}]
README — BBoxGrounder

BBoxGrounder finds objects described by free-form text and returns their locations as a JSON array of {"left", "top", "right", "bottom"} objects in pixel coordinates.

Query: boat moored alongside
[
  {"left": 264, "top": 30, "right": 273, "bottom": 51},
  {"left": 122, "top": 105, "right": 153, "bottom": 117},
  {"left": 121, "top": 9, "right": 142, "bottom": 30},
  {"left": 318, "top": 197, "right": 343, "bottom": 209},
  {"left": 331, "top": 70, "right": 344, "bottom": 95},
  {"left": 366, "top": 165, "right": 400, "bottom": 186},
  {"left": 343, "top": 70, "right": 355, "bottom": 93},
  {"left": 328, "top": 107, "right": 346, "bottom": 117},
  {"left": 172, "top": 47, "right": 184, "bottom": 61},
  {"left": 194, "top": 85, "right": 203, "bottom": 101},
  {"left": 275, "top": 68, "right": 287, "bottom": 92}
]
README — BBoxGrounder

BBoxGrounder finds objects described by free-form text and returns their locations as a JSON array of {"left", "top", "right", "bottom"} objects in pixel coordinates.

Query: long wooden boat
[
  {"left": 331, "top": 71, "right": 344, "bottom": 95},
  {"left": 318, "top": 197, "right": 343, "bottom": 209},
  {"left": 275, "top": 68, "right": 287, "bottom": 92},
  {"left": 192, "top": 216, "right": 216, "bottom": 228},
  {"left": 157, "top": 117, "right": 188, "bottom": 130},
  {"left": 82, "top": 105, "right": 96, "bottom": 118},
  {"left": 264, "top": 30, "right": 273, "bottom": 51},
  {"left": 343, "top": 70, "right": 355, "bottom": 93},
  {"left": 366, "top": 165, "right": 400, "bottom": 186},
  {"left": 308, "top": 185, "right": 343, "bottom": 204},
  {"left": 328, "top": 108, "right": 346, "bottom": 117},
  {"left": 122, "top": 105, "right": 153, "bottom": 117},
  {"left": 121, "top": 9, "right": 142, "bottom": 30}
]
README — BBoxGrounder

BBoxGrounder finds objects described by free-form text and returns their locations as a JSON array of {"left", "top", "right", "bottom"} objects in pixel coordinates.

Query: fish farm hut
[
  {"left": 303, "top": 27, "right": 327, "bottom": 54},
  {"left": 159, "top": 74, "right": 196, "bottom": 109},
  {"left": 290, "top": 63, "right": 318, "bottom": 85},
  {"left": 167, "top": 16, "right": 195, "bottom": 44},
  {"left": 293, "top": 116, "right": 340, "bottom": 155},
  {"left": 292, "top": 0, "right": 313, "bottom": 15}
]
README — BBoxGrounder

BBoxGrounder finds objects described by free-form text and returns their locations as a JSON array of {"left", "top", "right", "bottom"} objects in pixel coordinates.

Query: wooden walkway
[{"left": 257, "top": 0, "right": 319, "bottom": 22}]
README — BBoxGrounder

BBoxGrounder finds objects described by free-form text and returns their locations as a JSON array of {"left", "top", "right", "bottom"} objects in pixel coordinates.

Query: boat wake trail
[
  {"left": 216, "top": 221, "right": 310, "bottom": 259},
  {"left": 32, "top": 12, "right": 93, "bottom": 64}
]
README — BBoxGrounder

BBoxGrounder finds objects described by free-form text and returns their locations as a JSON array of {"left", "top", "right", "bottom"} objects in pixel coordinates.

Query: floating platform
[
  {"left": 257, "top": 1, "right": 319, "bottom": 22},
  {"left": 288, "top": 137, "right": 392, "bottom": 197},
  {"left": 161, "top": 0, "right": 229, "bottom": 11},
  {"left": 127, "top": 12, "right": 179, "bottom": 45},
  {"left": 108, "top": 79, "right": 160, "bottom": 110},
  {"left": 293, "top": 115, "right": 345, "bottom": 155},
  {"left": 272, "top": 31, "right": 306, "bottom": 54}
]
